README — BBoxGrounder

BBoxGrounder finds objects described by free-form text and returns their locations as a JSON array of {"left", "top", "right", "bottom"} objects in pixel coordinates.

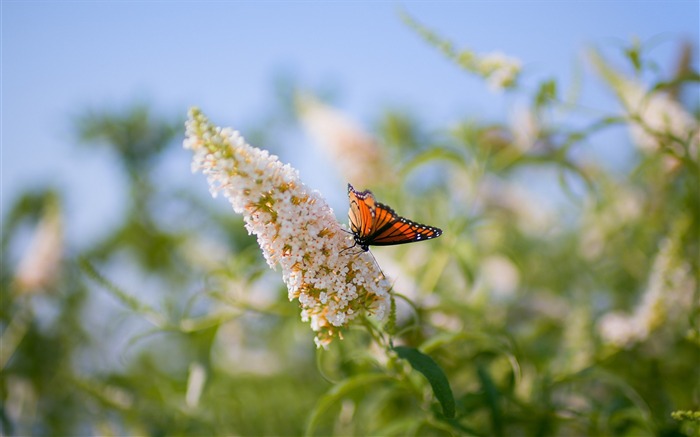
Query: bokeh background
[
  {"left": 5, "top": 2, "right": 699, "bottom": 231},
  {"left": 3, "top": 2, "right": 699, "bottom": 436}
]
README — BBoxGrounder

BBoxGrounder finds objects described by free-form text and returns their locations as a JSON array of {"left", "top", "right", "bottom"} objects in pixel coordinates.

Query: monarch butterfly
[{"left": 347, "top": 183, "right": 442, "bottom": 252}]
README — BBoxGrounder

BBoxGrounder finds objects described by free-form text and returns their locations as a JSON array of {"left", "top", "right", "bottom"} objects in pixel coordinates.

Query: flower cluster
[
  {"left": 617, "top": 80, "right": 699, "bottom": 155},
  {"left": 184, "top": 108, "right": 390, "bottom": 347},
  {"left": 591, "top": 49, "right": 699, "bottom": 157},
  {"left": 400, "top": 11, "right": 521, "bottom": 92},
  {"left": 597, "top": 219, "right": 695, "bottom": 348},
  {"left": 297, "top": 94, "right": 388, "bottom": 187},
  {"left": 473, "top": 51, "right": 522, "bottom": 91},
  {"left": 14, "top": 200, "right": 63, "bottom": 294}
]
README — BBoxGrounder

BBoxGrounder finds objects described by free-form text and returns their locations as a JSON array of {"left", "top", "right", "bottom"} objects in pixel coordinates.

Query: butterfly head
[{"left": 353, "top": 234, "right": 371, "bottom": 252}]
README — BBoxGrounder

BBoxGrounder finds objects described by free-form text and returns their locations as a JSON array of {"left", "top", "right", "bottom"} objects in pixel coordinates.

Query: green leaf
[
  {"left": 535, "top": 79, "right": 557, "bottom": 108},
  {"left": 477, "top": 363, "right": 503, "bottom": 436},
  {"left": 624, "top": 43, "right": 642, "bottom": 73},
  {"left": 393, "top": 346, "right": 456, "bottom": 418},
  {"left": 651, "top": 71, "right": 700, "bottom": 92}
]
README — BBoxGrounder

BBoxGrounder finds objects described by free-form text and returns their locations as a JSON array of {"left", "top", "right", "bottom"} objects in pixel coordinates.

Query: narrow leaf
[
  {"left": 477, "top": 363, "right": 503, "bottom": 436},
  {"left": 394, "top": 346, "right": 456, "bottom": 418}
]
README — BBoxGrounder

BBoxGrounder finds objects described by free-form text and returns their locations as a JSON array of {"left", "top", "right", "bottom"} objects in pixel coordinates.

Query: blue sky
[{"left": 3, "top": 1, "right": 698, "bottom": 247}]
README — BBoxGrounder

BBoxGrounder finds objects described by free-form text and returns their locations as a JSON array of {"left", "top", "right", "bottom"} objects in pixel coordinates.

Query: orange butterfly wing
[
  {"left": 368, "top": 202, "right": 442, "bottom": 246},
  {"left": 347, "top": 184, "right": 442, "bottom": 248},
  {"left": 347, "top": 184, "right": 375, "bottom": 239}
]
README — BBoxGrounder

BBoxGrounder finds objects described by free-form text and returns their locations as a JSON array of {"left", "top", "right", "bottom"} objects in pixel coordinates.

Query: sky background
[{"left": 3, "top": 1, "right": 699, "bottom": 249}]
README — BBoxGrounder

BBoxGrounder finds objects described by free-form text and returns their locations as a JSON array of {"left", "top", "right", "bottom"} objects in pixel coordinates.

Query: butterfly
[{"left": 347, "top": 183, "right": 442, "bottom": 252}]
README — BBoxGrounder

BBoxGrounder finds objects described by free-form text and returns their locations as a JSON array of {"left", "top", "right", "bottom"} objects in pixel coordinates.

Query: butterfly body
[{"left": 347, "top": 184, "right": 442, "bottom": 251}]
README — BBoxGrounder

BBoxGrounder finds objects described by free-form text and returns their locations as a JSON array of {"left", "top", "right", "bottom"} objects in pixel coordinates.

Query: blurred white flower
[
  {"left": 184, "top": 108, "right": 390, "bottom": 347},
  {"left": 481, "top": 176, "right": 556, "bottom": 236},
  {"left": 296, "top": 94, "right": 387, "bottom": 187},
  {"left": 479, "top": 255, "right": 520, "bottom": 299},
  {"left": 618, "top": 80, "right": 698, "bottom": 155},
  {"left": 579, "top": 185, "right": 644, "bottom": 260},
  {"left": 401, "top": 11, "right": 521, "bottom": 92},
  {"left": 185, "top": 362, "right": 206, "bottom": 409},
  {"left": 477, "top": 52, "right": 522, "bottom": 91},
  {"left": 598, "top": 221, "right": 695, "bottom": 348},
  {"left": 590, "top": 49, "right": 699, "bottom": 157},
  {"left": 509, "top": 104, "right": 540, "bottom": 153},
  {"left": 14, "top": 202, "right": 63, "bottom": 293}
]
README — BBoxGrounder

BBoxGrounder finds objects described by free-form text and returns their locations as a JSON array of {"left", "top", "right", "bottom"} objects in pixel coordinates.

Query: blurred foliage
[{"left": 2, "top": 20, "right": 699, "bottom": 437}]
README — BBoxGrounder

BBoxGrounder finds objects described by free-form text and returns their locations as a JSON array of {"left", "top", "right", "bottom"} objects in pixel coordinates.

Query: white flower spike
[{"left": 184, "top": 108, "right": 390, "bottom": 347}]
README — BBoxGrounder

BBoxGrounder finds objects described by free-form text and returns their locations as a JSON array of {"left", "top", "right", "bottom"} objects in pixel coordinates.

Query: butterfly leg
[{"left": 340, "top": 240, "right": 359, "bottom": 255}]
